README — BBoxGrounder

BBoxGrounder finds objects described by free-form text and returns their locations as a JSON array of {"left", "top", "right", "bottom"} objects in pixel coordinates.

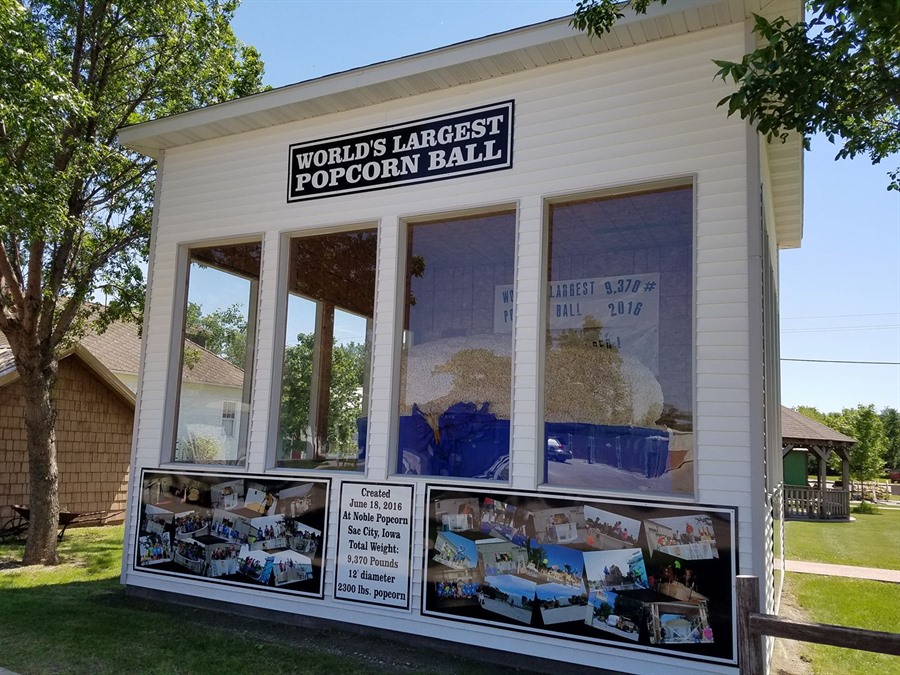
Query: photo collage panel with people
[
  {"left": 135, "top": 470, "right": 329, "bottom": 596},
  {"left": 424, "top": 486, "right": 737, "bottom": 665}
]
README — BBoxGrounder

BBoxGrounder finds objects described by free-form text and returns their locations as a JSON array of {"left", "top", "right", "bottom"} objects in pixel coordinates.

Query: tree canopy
[
  {"left": 185, "top": 302, "right": 248, "bottom": 368},
  {"left": 0, "top": 0, "right": 265, "bottom": 564},
  {"left": 572, "top": 0, "right": 900, "bottom": 189},
  {"left": 881, "top": 407, "right": 900, "bottom": 470},
  {"left": 795, "top": 404, "right": 895, "bottom": 481},
  {"left": 279, "top": 333, "right": 367, "bottom": 462},
  {"left": 835, "top": 404, "right": 886, "bottom": 481}
]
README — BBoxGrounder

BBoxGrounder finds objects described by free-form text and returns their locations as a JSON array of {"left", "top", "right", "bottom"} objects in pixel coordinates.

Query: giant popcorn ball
[{"left": 399, "top": 334, "right": 663, "bottom": 428}]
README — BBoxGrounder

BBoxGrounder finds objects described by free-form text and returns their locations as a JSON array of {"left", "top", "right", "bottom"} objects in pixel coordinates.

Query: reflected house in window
[
  {"left": 174, "top": 242, "right": 261, "bottom": 465},
  {"left": 174, "top": 346, "right": 245, "bottom": 463}
]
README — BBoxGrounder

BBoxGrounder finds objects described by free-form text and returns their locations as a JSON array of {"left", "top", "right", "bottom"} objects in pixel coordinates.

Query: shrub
[
  {"left": 853, "top": 500, "right": 880, "bottom": 515},
  {"left": 177, "top": 435, "right": 223, "bottom": 463}
]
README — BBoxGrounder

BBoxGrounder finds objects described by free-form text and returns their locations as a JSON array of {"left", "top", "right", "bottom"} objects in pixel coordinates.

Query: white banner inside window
[{"left": 494, "top": 273, "right": 660, "bottom": 373}]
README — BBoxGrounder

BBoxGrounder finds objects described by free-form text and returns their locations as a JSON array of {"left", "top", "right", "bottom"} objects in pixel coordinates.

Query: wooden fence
[
  {"left": 736, "top": 575, "right": 900, "bottom": 674},
  {"left": 782, "top": 486, "right": 849, "bottom": 520}
]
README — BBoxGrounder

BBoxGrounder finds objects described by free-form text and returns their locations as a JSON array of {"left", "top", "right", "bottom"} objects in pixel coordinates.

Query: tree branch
[
  {"left": 71, "top": 0, "right": 87, "bottom": 87},
  {"left": 0, "top": 240, "right": 26, "bottom": 314},
  {"left": 22, "top": 238, "right": 44, "bottom": 334}
]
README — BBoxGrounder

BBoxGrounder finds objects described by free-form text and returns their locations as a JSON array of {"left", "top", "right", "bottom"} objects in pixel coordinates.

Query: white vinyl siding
[{"left": 126, "top": 21, "right": 757, "bottom": 674}]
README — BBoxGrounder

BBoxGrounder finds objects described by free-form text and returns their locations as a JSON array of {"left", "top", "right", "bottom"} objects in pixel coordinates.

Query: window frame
[
  {"left": 537, "top": 177, "right": 698, "bottom": 499},
  {"left": 268, "top": 222, "right": 380, "bottom": 473},
  {"left": 165, "top": 236, "right": 263, "bottom": 468}
]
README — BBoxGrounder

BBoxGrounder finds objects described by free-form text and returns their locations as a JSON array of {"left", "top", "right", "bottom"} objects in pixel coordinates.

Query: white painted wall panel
[
  {"left": 697, "top": 360, "right": 751, "bottom": 375},
  {"left": 126, "top": 20, "right": 759, "bottom": 674},
  {"left": 696, "top": 301, "right": 751, "bottom": 319}
]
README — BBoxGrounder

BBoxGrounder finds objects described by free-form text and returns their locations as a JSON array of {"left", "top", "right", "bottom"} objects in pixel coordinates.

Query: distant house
[{"left": 0, "top": 321, "right": 241, "bottom": 526}]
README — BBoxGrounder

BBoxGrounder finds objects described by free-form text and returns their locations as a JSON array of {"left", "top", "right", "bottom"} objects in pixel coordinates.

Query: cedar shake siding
[{"left": 0, "top": 355, "right": 133, "bottom": 526}]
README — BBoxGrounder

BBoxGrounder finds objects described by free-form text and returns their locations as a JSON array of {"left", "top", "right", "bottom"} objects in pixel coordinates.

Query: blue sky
[
  {"left": 441, "top": 530, "right": 479, "bottom": 566},
  {"left": 541, "top": 543, "right": 586, "bottom": 576},
  {"left": 535, "top": 581, "right": 584, "bottom": 601},
  {"left": 486, "top": 573, "right": 537, "bottom": 598},
  {"left": 231, "top": 0, "right": 900, "bottom": 414}
]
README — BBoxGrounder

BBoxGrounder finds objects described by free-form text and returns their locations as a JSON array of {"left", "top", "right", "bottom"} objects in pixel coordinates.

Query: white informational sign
[
  {"left": 494, "top": 273, "right": 660, "bottom": 372},
  {"left": 335, "top": 482, "right": 414, "bottom": 609}
]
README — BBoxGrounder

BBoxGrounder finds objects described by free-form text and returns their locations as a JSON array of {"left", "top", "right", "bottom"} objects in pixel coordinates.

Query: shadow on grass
[
  {"left": 0, "top": 578, "right": 391, "bottom": 674},
  {"left": 0, "top": 577, "right": 523, "bottom": 675},
  {"left": 0, "top": 537, "right": 122, "bottom": 578},
  {"left": 0, "top": 527, "right": 531, "bottom": 675}
]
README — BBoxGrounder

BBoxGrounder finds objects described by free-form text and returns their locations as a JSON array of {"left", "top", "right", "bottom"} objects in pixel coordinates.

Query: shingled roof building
[{"left": 0, "top": 322, "right": 242, "bottom": 526}]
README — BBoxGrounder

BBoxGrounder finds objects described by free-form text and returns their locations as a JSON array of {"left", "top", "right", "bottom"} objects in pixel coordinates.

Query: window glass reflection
[
  {"left": 174, "top": 242, "right": 260, "bottom": 465},
  {"left": 398, "top": 211, "right": 516, "bottom": 479},
  {"left": 277, "top": 229, "right": 376, "bottom": 471},
  {"left": 543, "top": 187, "right": 694, "bottom": 495}
]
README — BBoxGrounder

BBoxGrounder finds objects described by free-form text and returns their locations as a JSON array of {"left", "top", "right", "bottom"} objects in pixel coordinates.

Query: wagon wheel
[{"left": 0, "top": 516, "right": 27, "bottom": 544}]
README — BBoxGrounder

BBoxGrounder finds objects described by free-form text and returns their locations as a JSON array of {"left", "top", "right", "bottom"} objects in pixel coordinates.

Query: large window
[
  {"left": 543, "top": 185, "right": 694, "bottom": 495},
  {"left": 276, "top": 228, "right": 376, "bottom": 471},
  {"left": 173, "top": 242, "right": 260, "bottom": 465},
  {"left": 398, "top": 211, "right": 516, "bottom": 479}
]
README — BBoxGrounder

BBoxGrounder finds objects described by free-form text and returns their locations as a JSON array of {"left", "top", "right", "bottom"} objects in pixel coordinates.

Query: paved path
[{"left": 780, "top": 558, "right": 900, "bottom": 583}]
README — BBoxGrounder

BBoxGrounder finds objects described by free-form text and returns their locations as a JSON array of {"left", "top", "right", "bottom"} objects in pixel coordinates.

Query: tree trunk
[{"left": 21, "top": 360, "right": 61, "bottom": 566}]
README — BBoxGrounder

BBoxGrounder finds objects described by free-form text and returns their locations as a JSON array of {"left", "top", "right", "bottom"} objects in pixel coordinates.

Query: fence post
[{"left": 737, "top": 575, "right": 764, "bottom": 675}]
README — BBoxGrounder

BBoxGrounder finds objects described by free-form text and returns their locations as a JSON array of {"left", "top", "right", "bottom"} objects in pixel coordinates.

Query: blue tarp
[
  {"left": 357, "top": 410, "right": 669, "bottom": 480},
  {"left": 396, "top": 403, "right": 510, "bottom": 478}
]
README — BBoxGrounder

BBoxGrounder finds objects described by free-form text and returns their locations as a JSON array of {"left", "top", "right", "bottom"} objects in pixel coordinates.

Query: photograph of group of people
[
  {"left": 135, "top": 470, "right": 329, "bottom": 596},
  {"left": 425, "top": 486, "right": 736, "bottom": 664}
]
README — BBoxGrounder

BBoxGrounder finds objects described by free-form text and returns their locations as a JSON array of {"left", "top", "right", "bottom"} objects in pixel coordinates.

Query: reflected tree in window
[{"left": 277, "top": 228, "right": 376, "bottom": 471}]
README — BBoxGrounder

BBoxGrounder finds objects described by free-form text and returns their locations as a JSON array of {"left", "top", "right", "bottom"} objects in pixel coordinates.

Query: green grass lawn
[
  {"left": 0, "top": 527, "right": 379, "bottom": 674},
  {"left": 785, "top": 574, "right": 900, "bottom": 675},
  {"left": 785, "top": 510, "right": 900, "bottom": 569},
  {"left": 0, "top": 526, "right": 500, "bottom": 675}
]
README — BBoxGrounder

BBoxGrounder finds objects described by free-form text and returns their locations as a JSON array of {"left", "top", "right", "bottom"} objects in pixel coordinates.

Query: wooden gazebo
[{"left": 781, "top": 406, "right": 856, "bottom": 520}]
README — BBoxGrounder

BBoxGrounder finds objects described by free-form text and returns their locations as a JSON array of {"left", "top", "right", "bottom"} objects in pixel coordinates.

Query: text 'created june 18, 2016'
[{"left": 335, "top": 482, "right": 414, "bottom": 608}]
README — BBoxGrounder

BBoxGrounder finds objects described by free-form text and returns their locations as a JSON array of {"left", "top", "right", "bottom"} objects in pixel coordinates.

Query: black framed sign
[
  {"left": 134, "top": 469, "right": 330, "bottom": 597},
  {"left": 423, "top": 484, "right": 739, "bottom": 667},
  {"left": 287, "top": 100, "right": 514, "bottom": 202},
  {"left": 334, "top": 481, "right": 414, "bottom": 609}
]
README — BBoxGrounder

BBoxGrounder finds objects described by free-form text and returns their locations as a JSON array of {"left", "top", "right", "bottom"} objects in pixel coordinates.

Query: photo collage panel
[
  {"left": 136, "top": 470, "right": 329, "bottom": 596},
  {"left": 424, "top": 486, "right": 737, "bottom": 665}
]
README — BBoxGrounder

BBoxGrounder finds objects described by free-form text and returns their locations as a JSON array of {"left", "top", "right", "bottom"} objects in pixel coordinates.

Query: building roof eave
[
  {"left": 781, "top": 406, "right": 857, "bottom": 449},
  {"left": 118, "top": 0, "right": 755, "bottom": 157},
  {"left": 766, "top": 133, "right": 804, "bottom": 249},
  {"left": 72, "top": 345, "right": 137, "bottom": 407},
  {"left": 0, "top": 344, "right": 136, "bottom": 408}
]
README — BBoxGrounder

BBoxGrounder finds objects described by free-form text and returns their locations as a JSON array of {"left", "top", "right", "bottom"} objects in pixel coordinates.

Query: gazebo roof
[{"left": 781, "top": 406, "right": 856, "bottom": 448}]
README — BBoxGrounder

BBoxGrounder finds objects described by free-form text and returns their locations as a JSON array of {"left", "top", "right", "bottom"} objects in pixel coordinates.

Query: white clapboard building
[{"left": 119, "top": 2, "right": 800, "bottom": 673}]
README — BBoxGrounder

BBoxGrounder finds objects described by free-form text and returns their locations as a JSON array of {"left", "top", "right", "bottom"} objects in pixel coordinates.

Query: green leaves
[
  {"left": 797, "top": 404, "right": 892, "bottom": 482},
  {"left": 279, "top": 333, "right": 367, "bottom": 460},
  {"left": 0, "top": 0, "right": 265, "bottom": 353},
  {"left": 186, "top": 302, "right": 249, "bottom": 367},
  {"left": 571, "top": 0, "right": 667, "bottom": 37},
  {"left": 572, "top": 1, "right": 900, "bottom": 191}
]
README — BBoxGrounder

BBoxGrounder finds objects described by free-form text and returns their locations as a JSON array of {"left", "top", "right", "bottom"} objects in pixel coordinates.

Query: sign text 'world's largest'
[{"left": 287, "top": 101, "right": 514, "bottom": 202}]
